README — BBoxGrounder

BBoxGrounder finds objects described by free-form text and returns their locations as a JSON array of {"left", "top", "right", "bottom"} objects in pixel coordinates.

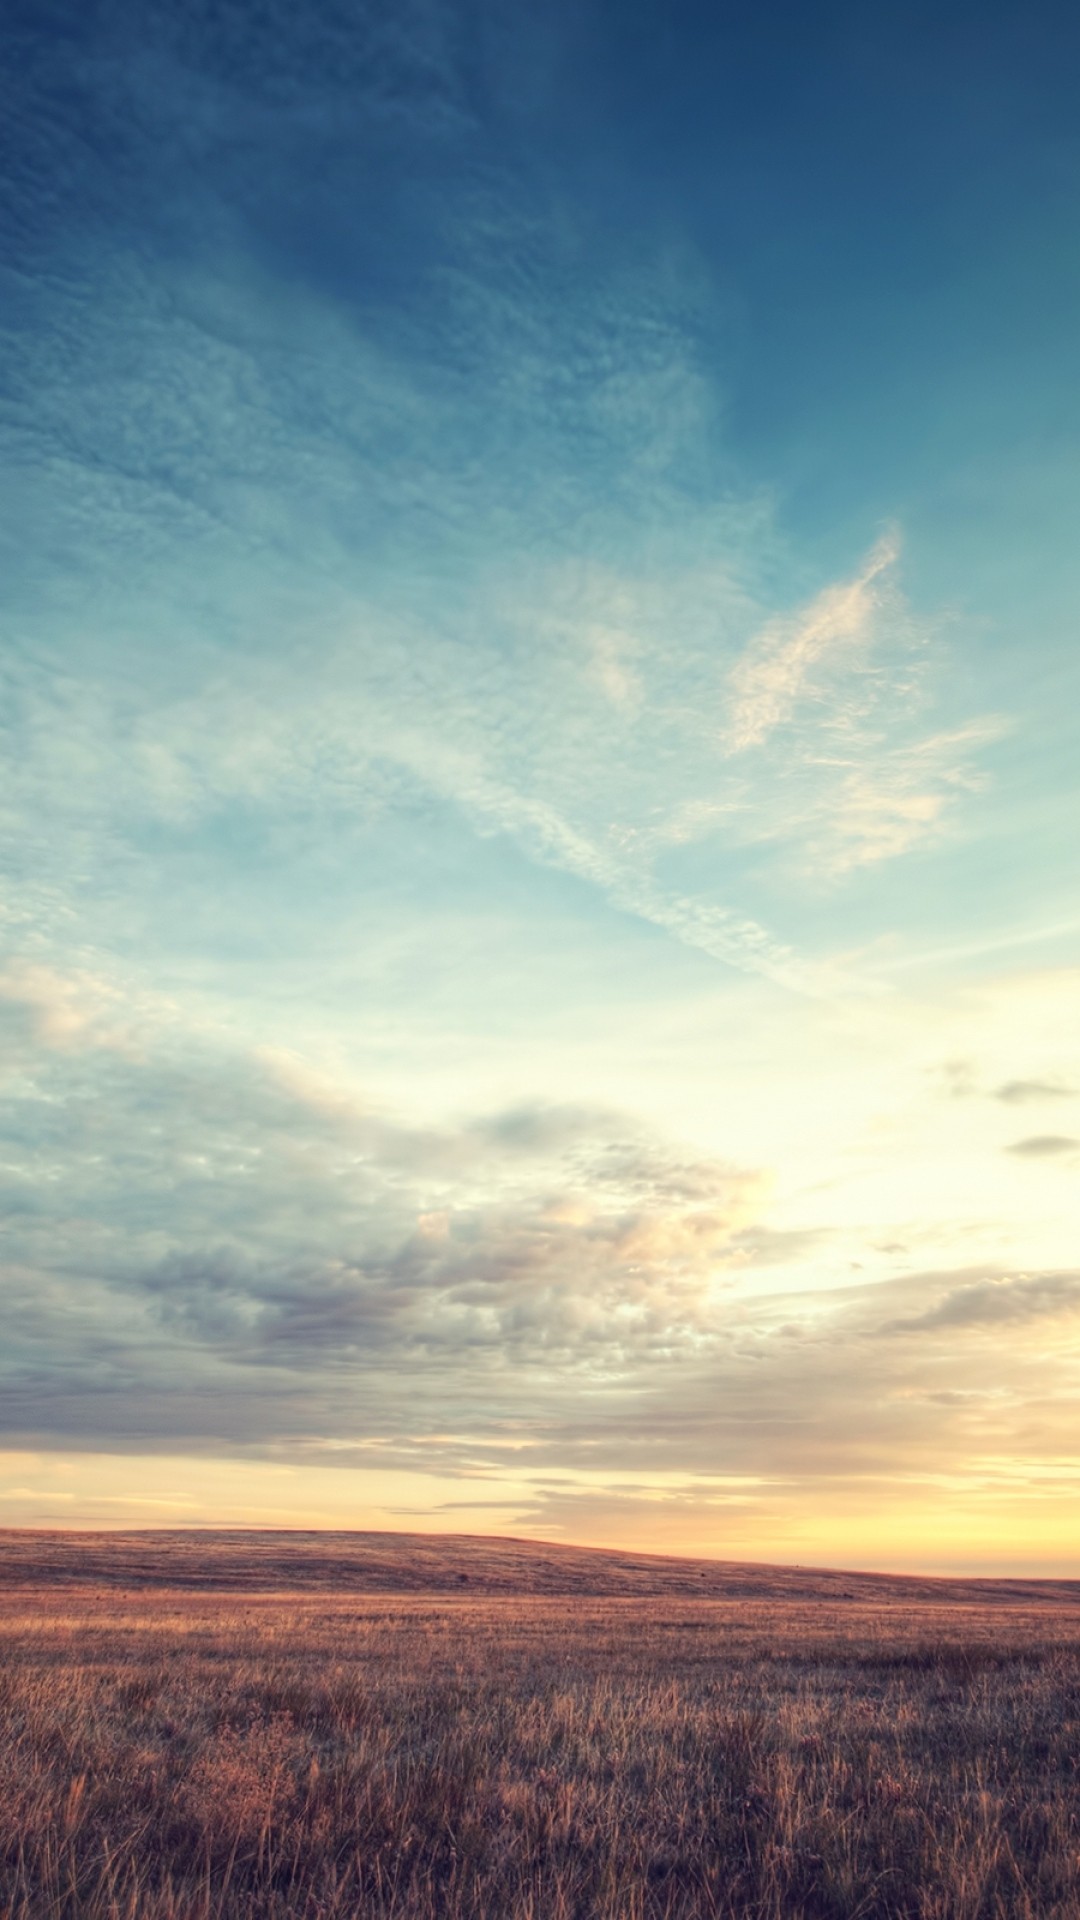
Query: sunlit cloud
[
  {"left": 726, "top": 532, "right": 902, "bottom": 753},
  {"left": 883, "top": 1269, "right": 1080, "bottom": 1331}
]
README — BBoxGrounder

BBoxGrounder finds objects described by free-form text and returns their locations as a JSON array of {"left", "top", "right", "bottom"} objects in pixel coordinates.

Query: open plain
[{"left": 1, "top": 1531, "right": 1078, "bottom": 1919}]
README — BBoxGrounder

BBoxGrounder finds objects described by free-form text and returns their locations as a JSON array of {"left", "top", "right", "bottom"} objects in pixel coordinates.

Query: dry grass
[
  {"left": 1, "top": 1538, "right": 1079, "bottom": 1918},
  {"left": 3, "top": 1528, "right": 1078, "bottom": 1607}
]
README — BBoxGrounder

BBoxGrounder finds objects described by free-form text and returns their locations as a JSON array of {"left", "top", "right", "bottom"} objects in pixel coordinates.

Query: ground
[{"left": 1, "top": 1531, "right": 1078, "bottom": 1917}]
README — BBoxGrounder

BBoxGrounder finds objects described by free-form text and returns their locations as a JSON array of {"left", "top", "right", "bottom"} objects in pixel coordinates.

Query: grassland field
[{"left": 1, "top": 1530, "right": 1078, "bottom": 1919}]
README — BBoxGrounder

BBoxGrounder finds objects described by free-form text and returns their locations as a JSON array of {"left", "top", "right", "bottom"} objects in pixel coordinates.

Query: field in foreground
[{"left": 1, "top": 1538, "right": 1079, "bottom": 1919}]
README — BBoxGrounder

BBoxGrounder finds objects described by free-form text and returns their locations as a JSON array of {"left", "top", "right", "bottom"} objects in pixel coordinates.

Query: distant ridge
[{"left": 1, "top": 1528, "right": 1078, "bottom": 1605}]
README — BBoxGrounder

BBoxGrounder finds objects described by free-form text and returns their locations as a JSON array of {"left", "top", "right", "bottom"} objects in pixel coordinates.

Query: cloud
[
  {"left": 0, "top": 980, "right": 771, "bottom": 1452},
  {"left": 801, "top": 720, "right": 1004, "bottom": 875},
  {"left": 725, "top": 532, "right": 900, "bottom": 753},
  {"left": 996, "top": 1079, "right": 1075, "bottom": 1105},
  {"left": 586, "top": 625, "right": 642, "bottom": 710},
  {"left": 5, "top": 953, "right": 1071, "bottom": 1490},
  {"left": 885, "top": 1271, "right": 1080, "bottom": 1332},
  {"left": 710, "top": 537, "right": 1003, "bottom": 880},
  {"left": 724, "top": 1226, "right": 828, "bottom": 1269},
  {"left": 0, "top": 963, "right": 160, "bottom": 1055},
  {"left": 2, "top": 0, "right": 1001, "bottom": 1001},
  {"left": 4, "top": 968, "right": 1080, "bottom": 1519},
  {"left": 1007, "top": 1135, "right": 1078, "bottom": 1158}
]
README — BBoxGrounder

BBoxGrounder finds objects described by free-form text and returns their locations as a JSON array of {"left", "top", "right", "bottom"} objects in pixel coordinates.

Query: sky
[{"left": 2, "top": 0, "right": 1079, "bottom": 1574}]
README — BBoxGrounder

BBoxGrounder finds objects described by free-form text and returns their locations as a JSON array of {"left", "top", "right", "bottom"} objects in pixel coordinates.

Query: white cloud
[
  {"left": 726, "top": 530, "right": 901, "bottom": 752},
  {"left": 797, "top": 718, "right": 1007, "bottom": 875}
]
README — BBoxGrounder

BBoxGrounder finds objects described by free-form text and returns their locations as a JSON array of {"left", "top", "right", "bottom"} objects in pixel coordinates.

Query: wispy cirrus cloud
[
  {"left": 3, "top": 5, "right": 1003, "bottom": 1000},
  {"left": 725, "top": 531, "right": 901, "bottom": 753},
  {"left": 714, "top": 535, "right": 1006, "bottom": 878},
  {"left": 790, "top": 719, "right": 1005, "bottom": 876},
  {"left": 2, "top": 518, "right": 999, "bottom": 1006}
]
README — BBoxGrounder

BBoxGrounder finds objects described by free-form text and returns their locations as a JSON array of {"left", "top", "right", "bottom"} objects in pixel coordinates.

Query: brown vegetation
[
  {"left": 1, "top": 1533, "right": 1078, "bottom": 1917},
  {"left": 3, "top": 1528, "right": 1079, "bottom": 1605}
]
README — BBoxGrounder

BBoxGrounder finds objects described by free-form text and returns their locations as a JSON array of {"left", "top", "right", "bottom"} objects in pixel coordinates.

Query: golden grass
[{"left": 1, "top": 1537, "right": 1079, "bottom": 1917}]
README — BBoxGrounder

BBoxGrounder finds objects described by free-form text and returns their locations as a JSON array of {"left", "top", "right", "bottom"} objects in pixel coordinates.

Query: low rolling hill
[{"left": 1, "top": 1526, "right": 1077, "bottom": 1604}]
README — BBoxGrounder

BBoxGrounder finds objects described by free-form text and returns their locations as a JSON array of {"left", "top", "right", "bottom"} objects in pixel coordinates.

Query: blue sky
[{"left": 2, "top": 0, "right": 1079, "bottom": 1568}]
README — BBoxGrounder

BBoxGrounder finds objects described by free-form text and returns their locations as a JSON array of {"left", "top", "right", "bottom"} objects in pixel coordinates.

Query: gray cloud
[
  {"left": 2, "top": 944, "right": 1080, "bottom": 1516},
  {"left": 995, "top": 1079, "right": 1075, "bottom": 1105},
  {"left": 884, "top": 1271, "right": 1080, "bottom": 1333},
  {"left": 4, "top": 977, "right": 1080, "bottom": 1509},
  {"left": 724, "top": 1226, "right": 828, "bottom": 1268},
  {"left": 1007, "top": 1135, "right": 1078, "bottom": 1158},
  {"left": 2, "top": 953, "right": 1074, "bottom": 1503},
  {"left": 0, "top": 974, "right": 769, "bottom": 1458}
]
